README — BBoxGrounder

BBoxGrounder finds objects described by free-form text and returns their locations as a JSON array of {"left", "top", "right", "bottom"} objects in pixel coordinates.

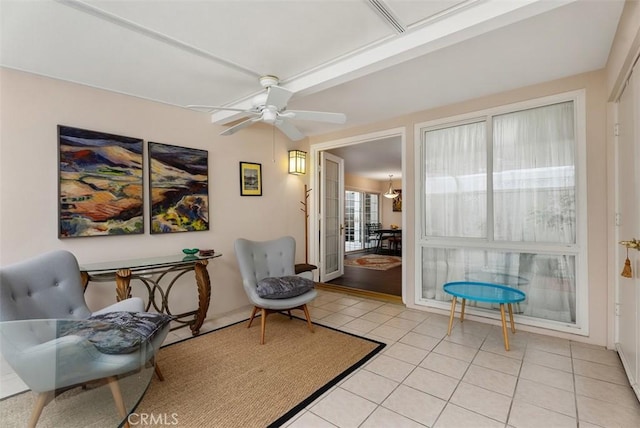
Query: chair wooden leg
[
  {"left": 154, "top": 361, "right": 165, "bottom": 382},
  {"left": 107, "top": 376, "right": 129, "bottom": 428},
  {"left": 28, "top": 391, "right": 53, "bottom": 428},
  {"left": 260, "top": 308, "right": 267, "bottom": 345},
  {"left": 247, "top": 306, "right": 259, "bottom": 328},
  {"left": 302, "top": 304, "right": 314, "bottom": 333}
]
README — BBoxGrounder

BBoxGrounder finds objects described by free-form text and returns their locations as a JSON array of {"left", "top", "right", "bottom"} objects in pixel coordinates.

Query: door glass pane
[
  {"left": 423, "top": 121, "right": 487, "bottom": 238},
  {"left": 345, "top": 191, "right": 379, "bottom": 252},
  {"left": 364, "top": 193, "right": 379, "bottom": 250},
  {"left": 493, "top": 101, "right": 576, "bottom": 243},
  {"left": 325, "top": 160, "right": 339, "bottom": 272},
  {"left": 366, "top": 194, "right": 379, "bottom": 224},
  {"left": 345, "top": 191, "right": 360, "bottom": 252}
]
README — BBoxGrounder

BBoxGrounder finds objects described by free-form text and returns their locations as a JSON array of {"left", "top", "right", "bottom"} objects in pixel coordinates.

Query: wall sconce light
[
  {"left": 384, "top": 174, "right": 399, "bottom": 199},
  {"left": 288, "top": 150, "right": 307, "bottom": 175}
]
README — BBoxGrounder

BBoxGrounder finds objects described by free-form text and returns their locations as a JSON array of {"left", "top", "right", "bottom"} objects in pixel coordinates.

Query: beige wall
[
  {"left": 344, "top": 173, "right": 381, "bottom": 194},
  {"left": 310, "top": 69, "right": 610, "bottom": 345},
  {"left": 0, "top": 68, "right": 310, "bottom": 318}
]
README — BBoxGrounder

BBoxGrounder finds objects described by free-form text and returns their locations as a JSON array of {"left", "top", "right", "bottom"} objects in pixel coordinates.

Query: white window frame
[{"left": 413, "top": 90, "right": 589, "bottom": 335}]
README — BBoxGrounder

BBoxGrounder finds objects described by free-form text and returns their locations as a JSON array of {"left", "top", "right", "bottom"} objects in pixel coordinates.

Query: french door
[{"left": 320, "top": 152, "right": 344, "bottom": 282}]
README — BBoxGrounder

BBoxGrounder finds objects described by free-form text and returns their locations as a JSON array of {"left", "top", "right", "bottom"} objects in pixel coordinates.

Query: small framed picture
[{"left": 239, "top": 162, "right": 262, "bottom": 196}]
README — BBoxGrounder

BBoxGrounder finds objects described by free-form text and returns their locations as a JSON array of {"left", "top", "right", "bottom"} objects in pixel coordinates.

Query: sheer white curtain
[
  {"left": 421, "top": 101, "right": 577, "bottom": 324},
  {"left": 424, "top": 121, "right": 486, "bottom": 238},
  {"left": 492, "top": 102, "right": 576, "bottom": 322},
  {"left": 493, "top": 102, "right": 576, "bottom": 244}
]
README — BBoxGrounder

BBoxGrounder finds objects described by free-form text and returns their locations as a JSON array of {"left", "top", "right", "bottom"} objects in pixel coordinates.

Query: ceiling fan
[{"left": 187, "top": 75, "right": 346, "bottom": 141}]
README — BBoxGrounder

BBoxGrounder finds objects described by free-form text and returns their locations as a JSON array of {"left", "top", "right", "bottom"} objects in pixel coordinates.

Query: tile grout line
[
  {"left": 503, "top": 337, "right": 527, "bottom": 427},
  {"left": 570, "top": 343, "right": 582, "bottom": 426}
]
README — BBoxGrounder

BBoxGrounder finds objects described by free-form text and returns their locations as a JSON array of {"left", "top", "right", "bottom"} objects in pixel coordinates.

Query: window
[
  {"left": 345, "top": 191, "right": 379, "bottom": 252},
  {"left": 417, "top": 92, "right": 587, "bottom": 334}
]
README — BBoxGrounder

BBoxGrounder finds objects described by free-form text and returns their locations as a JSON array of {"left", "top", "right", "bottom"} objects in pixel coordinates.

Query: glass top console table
[{"left": 80, "top": 253, "right": 222, "bottom": 336}]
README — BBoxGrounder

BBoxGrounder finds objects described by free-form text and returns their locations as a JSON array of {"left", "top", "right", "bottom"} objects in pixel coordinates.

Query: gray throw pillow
[
  {"left": 256, "top": 276, "right": 315, "bottom": 299},
  {"left": 58, "top": 311, "right": 173, "bottom": 354}
]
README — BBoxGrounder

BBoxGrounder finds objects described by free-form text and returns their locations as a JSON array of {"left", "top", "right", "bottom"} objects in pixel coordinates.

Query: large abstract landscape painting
[
  {"left": 58, "top": 125, "right": 144, "bottom": 238},
  {"left": 148, "top": 142, "right": 209, "bottom": 233}
]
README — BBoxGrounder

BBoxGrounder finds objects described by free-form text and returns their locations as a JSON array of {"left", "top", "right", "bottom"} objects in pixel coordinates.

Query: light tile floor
[{"left": 2, "top": 288, "right": 640, "bottom": 427}]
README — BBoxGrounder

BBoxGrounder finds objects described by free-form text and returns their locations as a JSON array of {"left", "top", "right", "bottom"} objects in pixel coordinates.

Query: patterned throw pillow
[
  {"left": 256, "top": 276, "right": 315, "bottom": 299},
  {"left": 58, "top": 311, "right": 173, "bottom": 354}
]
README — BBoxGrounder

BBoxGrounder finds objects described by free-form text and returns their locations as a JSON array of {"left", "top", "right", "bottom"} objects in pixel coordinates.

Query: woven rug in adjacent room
[
  {"left": 139, "top": 314, "right": 384, "bottom": 427},
  {"left": 344, "top": 254, "right": 402, "bottom": 271}
]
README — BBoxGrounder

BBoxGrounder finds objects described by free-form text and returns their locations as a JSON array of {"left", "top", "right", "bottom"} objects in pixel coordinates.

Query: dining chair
[{"left": 366, "top": 223, "right": 388, "bottom": 253}]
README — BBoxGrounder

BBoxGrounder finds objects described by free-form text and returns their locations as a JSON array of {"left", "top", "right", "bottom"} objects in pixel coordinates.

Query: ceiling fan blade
[
  {"left": 264, "top": 85, "right": 293, "bottom": 110},
  {"left": 282, "top": 110, "right": 346, "bottom": 124},
  {"left": 220, "top": 117, "right": 261, "bottom": 136},
  {"left": 187, "top": 105, "right": 257, "bottom": 114},
  {"left": 275, "top": 120, "right": 305, "bottom": 141}
]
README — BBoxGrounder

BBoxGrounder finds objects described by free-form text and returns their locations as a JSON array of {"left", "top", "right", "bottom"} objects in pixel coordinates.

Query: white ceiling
[
  {"left": 0, "top": 0, "right": 625, "bottom": 181},
  {"left": 327, "top": 136, "right": 402, "bottom": 180}
]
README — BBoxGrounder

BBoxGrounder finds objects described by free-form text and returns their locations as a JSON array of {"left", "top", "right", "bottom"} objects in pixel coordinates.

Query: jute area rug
[
  {"left": 1, "top": 314, "right": 384, "bottom": 428},
  {"left": 140, "top": 315, "right": 383, "bottom": 427},
  {"left": 344, "top": 254, "right": 402, "bottom": 271}
]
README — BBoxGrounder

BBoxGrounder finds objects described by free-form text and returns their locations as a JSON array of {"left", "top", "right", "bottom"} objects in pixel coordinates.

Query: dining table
[{"left": 374, "top": 228, "right": 402, "bottom": 255}]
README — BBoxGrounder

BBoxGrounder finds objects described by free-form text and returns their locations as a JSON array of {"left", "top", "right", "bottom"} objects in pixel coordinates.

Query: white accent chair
[
  {"left": 0, "top": 250, "right": 170, "bottom": 428},
  {"left": 234, "top": 236, "right": 317, "bottom": 344}
]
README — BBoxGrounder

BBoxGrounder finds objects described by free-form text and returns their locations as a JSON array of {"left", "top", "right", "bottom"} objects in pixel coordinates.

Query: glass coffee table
[
  {"left": 443, "top": 281, "right": 526, "bottom": 351},
  {"left": 0, "top": 319, "right": 154, "bottom": 427}
]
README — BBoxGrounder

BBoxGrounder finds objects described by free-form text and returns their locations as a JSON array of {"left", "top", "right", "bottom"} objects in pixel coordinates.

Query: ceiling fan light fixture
[
  {"left": 262, "top": 108, "right": 277, "bottom": 123},
  {"left": 384, "top": 174, "right": 399, "bottom": 199}
]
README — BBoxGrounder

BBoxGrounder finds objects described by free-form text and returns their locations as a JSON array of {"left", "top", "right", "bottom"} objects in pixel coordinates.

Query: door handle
[
  {"left": 340, "top": 224, "right": 344, "bottom": 236},
  {"left": 619, "top": 239, "right": 640, "bottom": 250}
]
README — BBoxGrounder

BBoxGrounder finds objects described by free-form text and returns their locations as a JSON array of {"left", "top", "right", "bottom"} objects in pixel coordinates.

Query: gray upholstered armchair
[
  {"left": 234, "top": 236, "right": 317, "bottom": 344},
  {"left": 0, "top": 250, "right": 170, "bottom": 427}
]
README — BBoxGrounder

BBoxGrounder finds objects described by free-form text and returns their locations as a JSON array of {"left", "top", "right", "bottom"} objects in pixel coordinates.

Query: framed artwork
[
  {"left": 392, "top": 189, "right": 402, "bottom": 212},
  {"left": 58, "top": 125, "right": 144, "bottom": 238},
  {"left": 148, "top": 142, "right": 209, "bottom": 233},
  {"left": 239, "top": 162, "right": 262, "bottom": 196}
]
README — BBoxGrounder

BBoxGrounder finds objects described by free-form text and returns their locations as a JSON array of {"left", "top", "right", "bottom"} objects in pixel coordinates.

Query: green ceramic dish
[{"left": 182, "top": 248, "right": 199, "bottom": 255}]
